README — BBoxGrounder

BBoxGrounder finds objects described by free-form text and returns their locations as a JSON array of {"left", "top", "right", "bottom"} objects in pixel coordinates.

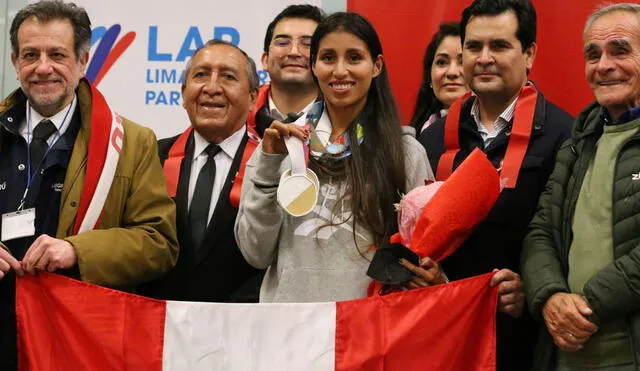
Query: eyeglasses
[{"left": 271, "top": 37, "right": 312, "bottom": 52}]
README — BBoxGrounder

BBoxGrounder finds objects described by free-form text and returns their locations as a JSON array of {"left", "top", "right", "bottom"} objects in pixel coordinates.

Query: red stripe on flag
[
  {"left": 16, "top": 273, "right": 165, "bottom": 371},
  {"left": 335, "top": 273, "right": 497, "bottom": 371}
]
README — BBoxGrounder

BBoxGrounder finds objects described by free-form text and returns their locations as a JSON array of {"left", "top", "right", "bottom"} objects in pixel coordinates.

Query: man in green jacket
[
  {"left": 0, "top": 1, "right": 178, "bottom": 369},
  {"left": 522, "top": 3, "right": 640, "bottom": 370}
]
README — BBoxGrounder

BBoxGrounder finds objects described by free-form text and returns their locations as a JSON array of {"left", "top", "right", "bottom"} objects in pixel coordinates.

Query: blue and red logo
[{"left": 86, "top": 25, "right": 136, "bottom": 86}]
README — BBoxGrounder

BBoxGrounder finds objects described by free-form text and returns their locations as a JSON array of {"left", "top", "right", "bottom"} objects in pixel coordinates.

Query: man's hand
[
  {"left": 262, "top": 120, "right": 309, "bottom": 154},
  {"left": 399, "top": 257, "right": 447, "bottom": 289},
  {"left": 0, "top": 248, "right": 23, "bottom": 280},
  {"left": 543, "top": 292, "right": 598, "bottom": 351},
  {"left": 22, "top": 235, "right": 77, "bottom": 274},
  {"left": 490, "top": 268, "right": 525, "bottom": 318}
]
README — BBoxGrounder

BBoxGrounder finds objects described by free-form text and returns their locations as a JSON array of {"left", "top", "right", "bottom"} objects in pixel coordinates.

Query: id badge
[{"left": 2, "top": 208, "right": 36, "bottom": 241}]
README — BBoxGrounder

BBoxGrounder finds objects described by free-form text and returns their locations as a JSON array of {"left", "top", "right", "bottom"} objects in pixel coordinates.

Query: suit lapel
[
  {"left": 195, "top": 133, "right": 249, "bottom": 264},
  {"left": 57, "top": 105, "right": 87, "bottom": 238},
  {"left": 176, "top": 133, "right": 194, "bottom": 249}
]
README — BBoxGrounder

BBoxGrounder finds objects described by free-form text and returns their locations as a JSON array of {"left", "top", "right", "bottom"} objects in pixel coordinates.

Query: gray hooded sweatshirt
[{"left": 235, "top": 126, "right": 433, "bottom": 303}]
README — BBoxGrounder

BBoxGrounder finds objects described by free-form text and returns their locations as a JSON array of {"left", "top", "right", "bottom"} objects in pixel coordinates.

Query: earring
[{"left": 429, "top": 83, "right": 433, "bottom": 89}]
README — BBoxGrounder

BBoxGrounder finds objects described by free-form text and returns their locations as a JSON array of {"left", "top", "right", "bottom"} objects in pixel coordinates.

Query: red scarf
[
  {"left": 163, "top": 125, "right": 260, "bottom": 208},
  {"left": 72, "top": 82, "right": 125, "bottom": 234},
  {"left": 436, "top": 85, "right": 538, "bottom": 188}
]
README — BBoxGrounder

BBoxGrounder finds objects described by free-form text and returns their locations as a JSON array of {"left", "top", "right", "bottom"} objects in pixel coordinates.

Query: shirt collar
[
  {"left": 267, "top": 94, "right": 315, "bottom": 120},
  {"left": 602, "top": 105, "right": 640, "bottom": 125},
  {"left": 192, "top": 125, "right": 246, "bottom": 160},
  {"left": 470, "top": 94, "right": 518, "bottom": 127}
]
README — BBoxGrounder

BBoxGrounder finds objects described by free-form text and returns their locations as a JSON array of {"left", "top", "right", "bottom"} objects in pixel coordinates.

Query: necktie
[
  {"left": 29, "top": 119, "right": 57, "bottom": 173},
  {"left": 189, "top": 144, "right": 221, "bottom": 251}
]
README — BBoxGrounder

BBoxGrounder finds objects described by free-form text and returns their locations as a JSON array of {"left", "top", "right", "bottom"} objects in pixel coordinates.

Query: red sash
[
  {"left": 72, "top": 82, "right": 124, "bottom": 234},
  {"left": 230, "top": 130, "right": 259, "bottom": 207},
  {"left": 163, "top": 127, "right": 192, "bottom": 199},
  {"left": 436, "top": 85, "right": 538, "bottom": 188},
  {"left": 163, "top": 126, "right": 259, "bottom": 208},
  {"left": 436, "top": 91, "right": 472, "bottom": 181}
]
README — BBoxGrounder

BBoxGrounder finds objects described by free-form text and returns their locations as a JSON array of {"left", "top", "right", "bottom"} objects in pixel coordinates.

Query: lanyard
[{"left": 18, "top": 100, "right": 75, "bottom": 210}]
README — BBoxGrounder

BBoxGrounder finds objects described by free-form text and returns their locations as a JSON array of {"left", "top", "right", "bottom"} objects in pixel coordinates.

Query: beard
[{"left": 23, "top": 86, "right": 72, "bottom": 117}]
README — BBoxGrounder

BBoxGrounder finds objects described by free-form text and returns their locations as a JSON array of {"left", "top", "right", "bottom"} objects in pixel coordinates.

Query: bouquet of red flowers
[{"left": 368, "top": 149, "right": 501, "bottom": 286}]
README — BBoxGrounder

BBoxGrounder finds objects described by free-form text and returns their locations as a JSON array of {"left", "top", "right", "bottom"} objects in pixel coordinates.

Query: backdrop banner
[{"left": 72, "top": 0, "right": 321, "bottom": 139}]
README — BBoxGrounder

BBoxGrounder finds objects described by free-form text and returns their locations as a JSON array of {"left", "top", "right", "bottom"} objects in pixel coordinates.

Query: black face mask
[{"left": 367, "top": 242, "right": 420, "bottom": 287}]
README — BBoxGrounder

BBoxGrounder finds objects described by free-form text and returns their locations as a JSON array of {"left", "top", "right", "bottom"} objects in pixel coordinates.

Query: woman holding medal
[{"left": 235, "top": 12, "right": 440, "bottom": 303}]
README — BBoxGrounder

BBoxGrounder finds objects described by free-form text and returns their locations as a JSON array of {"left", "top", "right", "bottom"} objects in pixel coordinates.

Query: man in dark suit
[
  {"left": 140, "top": 39, "right": 261, "bottom": 302},
  {"left": 419, "top": 0, "right": 573, "bottom": 369}
]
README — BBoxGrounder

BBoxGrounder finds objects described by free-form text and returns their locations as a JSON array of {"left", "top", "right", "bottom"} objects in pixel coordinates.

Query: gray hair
[
  {"left": 183, "top": 39, "right": 259, "bottom": 91},
  {"left": 584, "top": 3, "right": 640, "bottom": 37},
  {"left": 10, "top": 0, "right": 91, "bottom": 58}
]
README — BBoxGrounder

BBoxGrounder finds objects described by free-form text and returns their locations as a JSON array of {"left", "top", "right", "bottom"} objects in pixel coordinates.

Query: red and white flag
[{"left": 16, "top": 272, "right": 497, "bottom": 371}]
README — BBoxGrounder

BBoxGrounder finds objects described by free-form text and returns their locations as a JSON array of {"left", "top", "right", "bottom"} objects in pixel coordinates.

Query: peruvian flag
[{"left": 16, "top": 272, "right": 497, "bottom": 370}]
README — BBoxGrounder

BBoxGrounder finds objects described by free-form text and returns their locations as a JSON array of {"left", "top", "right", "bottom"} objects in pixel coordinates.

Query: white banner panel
[{"left": 71, "top": 0, "right": 322, "bottom": 139}]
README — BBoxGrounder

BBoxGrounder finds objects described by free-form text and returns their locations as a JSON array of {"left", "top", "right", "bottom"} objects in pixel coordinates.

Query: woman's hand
[
  {"left": 399, "top": 257, "right": 447, "bottom": 289},
  {"left": 262, "top": 120, "right": 309, "bottom": 154}
]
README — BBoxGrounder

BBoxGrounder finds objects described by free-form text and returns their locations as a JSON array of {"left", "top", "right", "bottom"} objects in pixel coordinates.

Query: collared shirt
[
  {"left": 187, "top": 125, "right": 246, "bottom": 223},
  {"left": 602, "top": 105, "right": 640, "bottom": 125},
  {"left": 268, "top": 94, "right": 315, "bottom": 121},
  {"left": 471, "top": 96, "right": 517, "bottom": 146},
  {"left": 19, "top": 94, "right": 77, "bottom": 147}
]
